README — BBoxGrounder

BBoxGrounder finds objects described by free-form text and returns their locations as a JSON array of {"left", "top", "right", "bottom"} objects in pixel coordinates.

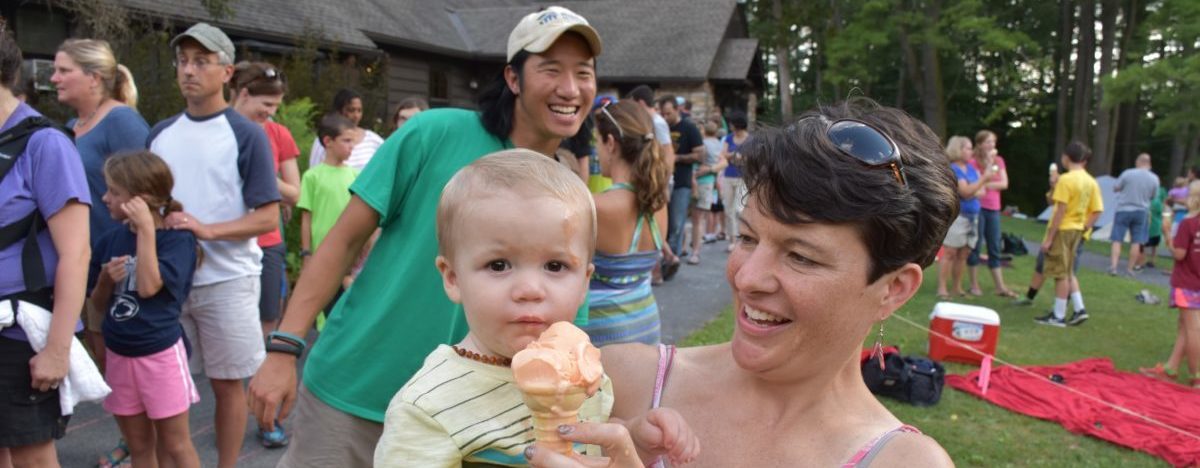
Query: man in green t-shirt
[{"left": 249, "top": 7, "right": 602, "bottom": 466}]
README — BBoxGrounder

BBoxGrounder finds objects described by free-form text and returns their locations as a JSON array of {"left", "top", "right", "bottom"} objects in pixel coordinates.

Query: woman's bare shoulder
[
  {"left": 869, "top": 432, "right": 954, "bottom": 468},
  {"left": 599, "top": 343, "right": 660, "bottom": 419}
]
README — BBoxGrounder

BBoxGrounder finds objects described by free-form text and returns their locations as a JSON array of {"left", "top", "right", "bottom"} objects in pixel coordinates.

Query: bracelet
[
  {"left": 299, "top": 249, "right": 312, "bottom": 258},
  {"left": 267, "top": 331, "right": 308, "bottom": 352},
  {"left": 265, "top": 341, "right": 303, "bottom": 358}
]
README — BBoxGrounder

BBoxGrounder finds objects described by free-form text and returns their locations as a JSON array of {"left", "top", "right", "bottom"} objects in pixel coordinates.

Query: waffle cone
[{"left": 520, "top": 387, "right": 589, "bottom": 456}]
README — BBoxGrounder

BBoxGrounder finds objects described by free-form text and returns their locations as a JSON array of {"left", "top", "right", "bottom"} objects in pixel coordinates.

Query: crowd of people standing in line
[{"left": 0, "top": 6, "right": 961, "bottom": 467}]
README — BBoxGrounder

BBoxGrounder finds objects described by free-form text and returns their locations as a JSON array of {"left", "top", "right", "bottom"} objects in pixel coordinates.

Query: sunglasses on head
[
  {"left": 597, "top": 101, "right": 624, "bottom": 141},
  {"left": 803, "top": 117, "right": 908, "bottom": 188}
]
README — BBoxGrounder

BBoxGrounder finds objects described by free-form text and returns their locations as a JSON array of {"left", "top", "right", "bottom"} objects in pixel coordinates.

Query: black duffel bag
[{"left": 862, "top": 348, "right": 946, "bottom": 407}]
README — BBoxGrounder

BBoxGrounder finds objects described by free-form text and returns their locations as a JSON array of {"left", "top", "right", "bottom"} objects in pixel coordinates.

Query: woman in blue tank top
[{"left": 584, "top": 100, "right": 672, "bottom": 346}]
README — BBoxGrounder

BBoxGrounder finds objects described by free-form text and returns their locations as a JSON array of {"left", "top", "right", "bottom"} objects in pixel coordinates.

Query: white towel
[{"left": 0, "top": 300, "right": 110, "bottom": 416}]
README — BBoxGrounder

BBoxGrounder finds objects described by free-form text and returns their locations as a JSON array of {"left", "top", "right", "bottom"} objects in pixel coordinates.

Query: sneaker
[
  {"left": 1067, "top": 310, "right": 1089, "bottom": 326},
  {"left": 702, "top": 233, "right": 718, "bottom": 244},
  {"left": 258, "top": 422, "right": 289, "bottom": 448},
  {"left": 1012, "top": 297, "right": 1034, "bottom": 306},
  {"left": 1106, "top": 268, "right": 1118, "bottom": 276},
  {"left": 1034, "top": 313, "right": 1067, "bottom": 327}
]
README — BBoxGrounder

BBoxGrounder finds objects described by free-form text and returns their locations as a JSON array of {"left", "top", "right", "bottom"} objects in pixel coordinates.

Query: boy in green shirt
[{"left": 298, "top": 113, "right": 360, "bottom": 259}]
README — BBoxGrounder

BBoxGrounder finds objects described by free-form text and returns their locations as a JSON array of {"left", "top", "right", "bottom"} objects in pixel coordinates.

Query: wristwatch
[{"left": 299, "top": 249, "right": 312, "bottom": 258}]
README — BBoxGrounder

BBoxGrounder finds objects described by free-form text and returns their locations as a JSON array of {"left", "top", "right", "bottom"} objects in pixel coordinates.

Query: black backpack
[
  {"left": 862, "top": 348, "right": 946, "bottom": 407},
  {"left": 1001, "top": 231, "right": 1029, "bottom": 256},
  {"left": 0, "top": 116, "right": 71, "bottom": 302}
]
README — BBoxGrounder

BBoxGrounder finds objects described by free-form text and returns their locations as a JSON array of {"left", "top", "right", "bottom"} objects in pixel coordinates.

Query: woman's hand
[
  {"left": 29, "top": 345, "right": 69, "bottom": 392},
  {"left": 525, "top": 422, "right": 647, "bottom": 468}
]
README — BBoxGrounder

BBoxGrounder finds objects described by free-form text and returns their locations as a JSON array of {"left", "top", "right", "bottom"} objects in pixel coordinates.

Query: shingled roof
[{"left": 117, "top": 0, "right": 758, "bottom": 82}]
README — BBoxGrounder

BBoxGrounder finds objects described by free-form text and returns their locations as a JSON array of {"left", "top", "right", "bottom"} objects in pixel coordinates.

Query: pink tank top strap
[
  {"left": 841, "top": 424, "right": 921, "bottom": 468},
  {"left": 648, "top": 344, "right": 677, "bottom": 468},
  {"left": 651, "top": 344, "right": 676, "bottom": 409}
]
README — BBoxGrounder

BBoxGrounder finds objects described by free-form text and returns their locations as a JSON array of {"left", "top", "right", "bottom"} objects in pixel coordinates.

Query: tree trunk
[
  {"left": 1091, "top": 0, "right": 1118, "bottom": 175},
  {"left": 918, "top": 1, "right": 946, "bottom": 138},
  {"left": 1072, "top": 0, "right": 1096, "bottom": 148},
  {"left": 772, "top": 0, "right": 794, "bottom": 120},
  {"left": 1113, "top": 0, "right": 1143, "bottom": 167},
  {"left": 1054, "top": 0, "right": 1074, "bottom": 159},
  {"left": 1170, "top": 127, "right": 1189, "bottom": 182}
]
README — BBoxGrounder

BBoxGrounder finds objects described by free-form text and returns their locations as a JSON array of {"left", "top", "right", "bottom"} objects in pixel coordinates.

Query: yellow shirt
[
  {"left": 1050, "top": 168, "right": 1104, "bottom": 232},
  {"left": 375, "top": 345, "right": 614, "bottom": 467}
]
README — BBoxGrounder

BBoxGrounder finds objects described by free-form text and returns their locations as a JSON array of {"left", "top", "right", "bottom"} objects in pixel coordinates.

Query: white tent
[{"left": 1037, "top": 175, "right": 1120, "bottom": 241}]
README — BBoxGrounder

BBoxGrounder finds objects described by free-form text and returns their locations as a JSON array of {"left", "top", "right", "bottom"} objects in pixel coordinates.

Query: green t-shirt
[
  {"left": 297, "top": 163, "right": 359, "bottom": 250},
  {"left": 1150, "top": 186, "right": 1167, "bottom": 237},
  {"left": 302, "top": 108, "right": 586, "bottom": 422}
]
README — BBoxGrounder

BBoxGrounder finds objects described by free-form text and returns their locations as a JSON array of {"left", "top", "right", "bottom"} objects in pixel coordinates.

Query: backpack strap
[{"left": 0, "top": 116, "right": 69, "bottom": 293}]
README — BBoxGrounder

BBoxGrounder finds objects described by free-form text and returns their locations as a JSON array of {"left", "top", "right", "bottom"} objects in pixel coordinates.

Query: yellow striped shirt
[{"left": 375, "top": 345, "right": 614, "bottom": 467}]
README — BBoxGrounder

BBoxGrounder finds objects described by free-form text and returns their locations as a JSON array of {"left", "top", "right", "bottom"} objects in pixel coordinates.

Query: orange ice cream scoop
[{"left": 512, "top": 322, "right": 604, "bottom": 455}]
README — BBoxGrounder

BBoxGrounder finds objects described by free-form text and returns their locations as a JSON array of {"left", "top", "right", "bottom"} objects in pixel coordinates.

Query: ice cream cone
[{"left": 520, "top": 386, "right": 589, "bottom": 456}]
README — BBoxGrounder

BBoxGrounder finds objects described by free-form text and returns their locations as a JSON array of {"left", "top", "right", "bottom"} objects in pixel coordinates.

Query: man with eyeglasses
[{"left": 146, "top": 22, "right": 281, "bottom": 468}]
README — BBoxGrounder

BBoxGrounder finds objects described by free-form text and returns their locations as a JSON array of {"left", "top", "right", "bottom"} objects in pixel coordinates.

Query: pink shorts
[
  {"left": 103, "top": 338, "right": 200, "bottom": 419},
  {"left": 1172, "top": 288, "right": 1200, "bottom": 309}
]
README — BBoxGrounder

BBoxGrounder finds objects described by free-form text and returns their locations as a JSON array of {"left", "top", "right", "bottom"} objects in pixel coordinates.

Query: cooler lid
[{"left": 930, "top": 302, "right": 1001, "bottom": 326}]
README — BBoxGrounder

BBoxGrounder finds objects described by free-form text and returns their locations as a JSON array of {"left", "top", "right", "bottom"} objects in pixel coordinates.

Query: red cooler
[{"left": 928, "top": 302, "right": 1000, "bottom": 365}]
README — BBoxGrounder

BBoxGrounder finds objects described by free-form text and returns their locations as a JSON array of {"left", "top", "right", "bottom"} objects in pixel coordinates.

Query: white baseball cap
[{"left": 506, "top": 6, "right": 602, "bottom": 62}]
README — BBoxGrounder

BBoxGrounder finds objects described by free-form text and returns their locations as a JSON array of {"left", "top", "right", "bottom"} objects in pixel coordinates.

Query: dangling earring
[{"left": 870, "top": 321, "right": 886, "bottom": 370}]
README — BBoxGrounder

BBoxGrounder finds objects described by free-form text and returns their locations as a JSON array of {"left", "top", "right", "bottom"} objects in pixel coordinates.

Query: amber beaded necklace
[{"left": 452, "top": 345, "right": 512, "bottom": 367}]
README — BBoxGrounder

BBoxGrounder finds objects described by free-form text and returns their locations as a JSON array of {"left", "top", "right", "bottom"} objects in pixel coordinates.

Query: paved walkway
[{"left": 56, "top": 238, "right": 734, "bottom": 467}]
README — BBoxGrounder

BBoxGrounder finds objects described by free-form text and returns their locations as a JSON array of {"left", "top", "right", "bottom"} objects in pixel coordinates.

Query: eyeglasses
[
  {"left": 817, "top": 118, "right": 908, "bottom": 188},
  {"left": 597, "top": 101, "right": 624, "bottom": 140}
]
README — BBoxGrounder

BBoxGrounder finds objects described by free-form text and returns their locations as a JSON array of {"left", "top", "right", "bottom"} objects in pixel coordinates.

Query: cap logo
[{"left": 537, "top": 10, "right": 582, "bottom": 25}]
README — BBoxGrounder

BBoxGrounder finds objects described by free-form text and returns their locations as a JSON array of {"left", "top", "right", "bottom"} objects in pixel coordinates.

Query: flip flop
[
  {"left": 662, "top": 259, "right": 681, "bottom": 281},
  {"left": 936, "top": 294, "right": 951, "bottom": 301},
  {"left": 967, "top": 289, "right": 984, "bottom": 297},
  {"left": 97, "top": 439, "right": 129, "bottom": 468},
  {"left": 996, "top": 290, "right": 1020, "bottom": 298}
]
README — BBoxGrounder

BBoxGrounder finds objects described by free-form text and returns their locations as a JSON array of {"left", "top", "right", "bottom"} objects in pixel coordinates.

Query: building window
[{"left": 429, "top": 68, "right": 449, "bottom": 105}]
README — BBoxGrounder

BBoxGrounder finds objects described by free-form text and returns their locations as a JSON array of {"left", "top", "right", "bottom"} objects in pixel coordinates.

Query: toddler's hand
[{"left": 626, "top": 408, "right": 701, "bottom": 465}]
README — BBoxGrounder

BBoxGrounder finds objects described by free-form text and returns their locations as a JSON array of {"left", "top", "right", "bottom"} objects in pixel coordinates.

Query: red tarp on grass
[{"left": 947, "top": 358, "right": 1200, "bottom": 467}]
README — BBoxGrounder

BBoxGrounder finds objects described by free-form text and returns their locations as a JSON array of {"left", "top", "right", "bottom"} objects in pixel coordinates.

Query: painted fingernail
[
  {"left": 523, "top": 445, "right": 536, "bottom": 459},
  {"left": 558, "top": 424, "right": 574, "bottom": 435}
]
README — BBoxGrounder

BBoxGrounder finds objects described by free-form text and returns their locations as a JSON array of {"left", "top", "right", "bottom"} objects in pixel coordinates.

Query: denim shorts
[
  {"left": 1110, "top": 210, "right": 1150, "bottom": 244},
  {"left": 0, "top": 337, "right": 70, "bottom": 447}
]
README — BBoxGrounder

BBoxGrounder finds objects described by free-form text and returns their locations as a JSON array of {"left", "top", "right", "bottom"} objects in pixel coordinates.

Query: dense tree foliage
[{"left": 747, "top": 0, "right": 1195, "bottom": 214}]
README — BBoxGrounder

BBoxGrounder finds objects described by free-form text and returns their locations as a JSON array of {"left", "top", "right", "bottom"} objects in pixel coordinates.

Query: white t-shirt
[
  {"left": 148, "top": 108, "right": 281, "bottom": 286},
  {"left": 308, "top": 129, "right": 384, "bottom": 171},
  {"left": 651, "top": 113, "right": 671, "bottom": 146}
]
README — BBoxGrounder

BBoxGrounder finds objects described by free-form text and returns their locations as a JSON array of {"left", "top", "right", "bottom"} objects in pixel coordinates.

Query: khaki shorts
[
  {"left": 180, "top": 276, "right": 264, "bottom": 380},
  {"left": 1044, "top": 229, "right": 1083, "bottom": 279},
  {"left": 943, "top": 214, "right": 978, "bottom": 249},
  {"left": 277, "top": 385, "right": 383, "bottom": 468}
]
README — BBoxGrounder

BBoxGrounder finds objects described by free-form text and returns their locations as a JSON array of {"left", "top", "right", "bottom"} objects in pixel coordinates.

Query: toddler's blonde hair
[{"left": 436, "top": 149, "right": 597, "bottom": 260}]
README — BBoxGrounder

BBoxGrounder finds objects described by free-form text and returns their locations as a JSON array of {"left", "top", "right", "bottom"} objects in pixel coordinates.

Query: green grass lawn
[{"left": 679, "top": 217, "right": 1177, "bottom": 467}]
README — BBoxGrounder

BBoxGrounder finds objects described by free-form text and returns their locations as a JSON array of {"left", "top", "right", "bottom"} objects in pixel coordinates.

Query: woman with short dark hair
[
  {"left": 528, "top": 99, "right": 957, "bottom": 467},
  {"left": 307, "top": 88, "right": 384, "bottom": 170},
  {"left": 0, "top": 27, "right": 92, "bottom": 467}
]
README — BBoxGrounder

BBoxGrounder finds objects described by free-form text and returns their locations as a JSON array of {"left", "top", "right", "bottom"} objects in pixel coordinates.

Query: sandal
[
  {"left": 967, "top": 288, "right": 984, "bottom": 297},
  {"left": 662, "top": 259, "right": 681, "bottom": 282},
  {"left": 997, "top": 289, "right": 1020, "bottom": 298},
  {"left": 97, "top": 439, "right": 129, "bottom": 468},
  {"left": 1138, "top": 363, "right": 1176, "bottom": 382},
  {"left": 936, "top": 293, "right": 952, "bottom": 301}
]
